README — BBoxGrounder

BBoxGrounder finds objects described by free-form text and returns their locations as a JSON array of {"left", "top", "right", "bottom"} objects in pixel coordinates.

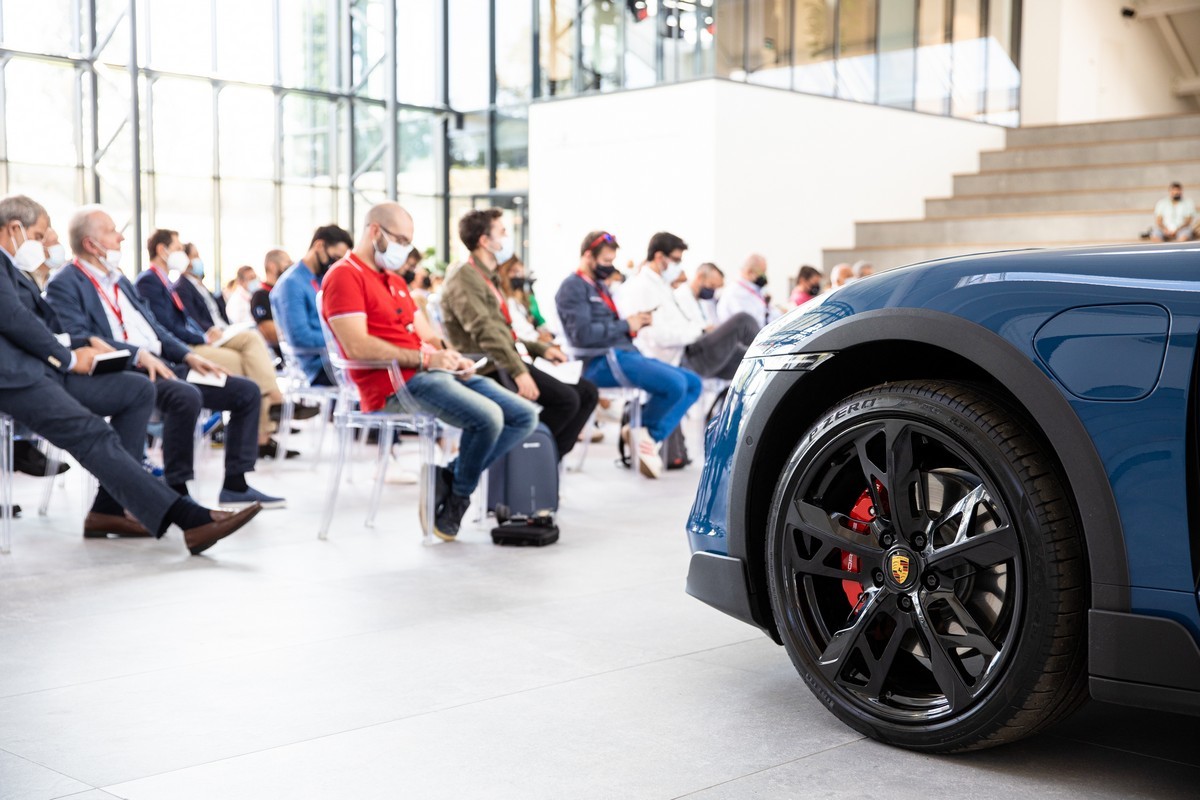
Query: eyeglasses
[{"left": 587, "top": 232, "right": 615, "bottom": 252}]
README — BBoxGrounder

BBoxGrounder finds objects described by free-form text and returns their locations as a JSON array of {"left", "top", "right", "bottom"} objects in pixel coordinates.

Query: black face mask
[
  {"left": 593, "top": 263, "right": 616, "bottom": 281},
  {"left": 509, "top": 276, "right": 526, "bottom": 291},
  {"left": 754, "top": 275, "right": 768, "bottom": 288},
  {"left": 698, "top": 287, "right": 716, "bottom": 301},
  {"left": 808, "top": 283, "right": 821, "bottom": 297},
  {"left": 402, "top": 269, "right": 417, "bottom": 284}
]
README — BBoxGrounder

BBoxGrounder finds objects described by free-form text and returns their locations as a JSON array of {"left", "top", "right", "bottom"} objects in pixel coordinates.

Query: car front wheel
[{"left": 765, "top": 381, "right": 1087, "bottom": 751}]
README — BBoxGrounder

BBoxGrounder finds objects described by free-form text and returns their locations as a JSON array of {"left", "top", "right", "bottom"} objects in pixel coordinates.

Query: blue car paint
[{"left": 688, "top": 243, "right": 1200, "bottom": 638}]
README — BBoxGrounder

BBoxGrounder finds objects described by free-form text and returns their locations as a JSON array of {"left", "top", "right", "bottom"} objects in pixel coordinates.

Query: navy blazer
[
  {"left": 554, "top": 273, "right": 635, "bottom": 354},
  {"left": 45, "top": 261, "right": 192, "bottom": 367},
  {"left": 0, "top": 250, "right": 74, "bottom": 389},
  {"left": 175, "top": 275, "right": 227, "bottom": 330},
  {"left": 133, "top": 269, "right": 207, "bottom": 345}
]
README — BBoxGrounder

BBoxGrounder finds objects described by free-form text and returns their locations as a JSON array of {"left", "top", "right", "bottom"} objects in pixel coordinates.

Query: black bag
[
  {"left": 491, "top": 509, "right": 560, "bottom": 547},
  {"left": 618, "top": 402, "right": 691, "bottom": 470},
  {"left": 487, "top": 422, "right": 559, "bottom": 515}
]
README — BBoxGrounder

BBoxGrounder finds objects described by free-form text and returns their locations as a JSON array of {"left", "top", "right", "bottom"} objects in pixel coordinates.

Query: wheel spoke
[
  {"left": 914, "top": 595, "right": 978, "bottom": 712},
  {"left": 927, "top": 523, "right": 1018, "bottom": 571},
  {"left": 853, "top": 421, "right": 925, "bottom": 538},
  {"left": 817, "top": 590, "right": 913, "bottom": 699},
  {"left": 783, "top": 500, "right": 883, "bottom": 581},
  {"left": 925, "top": 590, "right": 1001, "bottom": 659}
]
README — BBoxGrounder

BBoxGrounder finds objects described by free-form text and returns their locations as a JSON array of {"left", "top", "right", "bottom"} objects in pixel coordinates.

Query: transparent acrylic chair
[
  {"left": 564, "top": 347, "right": 643, "bottom": 474},
  {"left": 1, "top": 413, "right": 13, "bottom": 554},
  {"left": 271, "top": 300, "right": 337, "bottom": 463},
  {"left": 316, "top": 307, "right": 439, "bottom": 543}
]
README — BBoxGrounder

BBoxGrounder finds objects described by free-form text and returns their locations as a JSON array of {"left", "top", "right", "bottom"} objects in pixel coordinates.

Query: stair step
[
  {"left": 954, "top": 161, "right": 1200, "bottom": 196},
  {"left": 823, "top": 240, "right": 1139, "bottom": 272},
  {"left": 1006, "top": 114, "right": 1200, "bottom": 148},
  {"left": 856, "top": 212, "right": 1149, "bottom": 248},
  {"left": 926, "top": 188, "right": 1164, "bottom": 218},
  {"left": 981, "top": 136, "right": 1200, "bottom": 171}
]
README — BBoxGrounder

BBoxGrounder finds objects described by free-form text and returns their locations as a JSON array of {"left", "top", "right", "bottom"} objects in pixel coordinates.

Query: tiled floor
[{"left": 1, "top": 422, "right": 1198, "bottom": 799}]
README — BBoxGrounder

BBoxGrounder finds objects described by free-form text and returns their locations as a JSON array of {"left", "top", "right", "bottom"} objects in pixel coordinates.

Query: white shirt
[
  {"left": 79, "top": 260, "right": 162, "bottom": 355},
  {"left": 614, "top": 266, "right": 705, "bottom": 366},
  {"left": 717, "top": 278, "right": 779, "bottom": 330},
  {"left": 1155, "top": 197, "right": 1196, "bottom": 231},
  {"left": 225, "top": 286, "right": 253, "bottom": 324},
  {"left": 507, "top": 296, "right": 540, "bottom": 341}
]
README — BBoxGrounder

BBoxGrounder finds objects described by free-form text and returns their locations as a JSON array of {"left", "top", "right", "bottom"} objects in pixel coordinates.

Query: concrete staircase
[{"left": 823, "top": 114, "right": 1200, "bottom": 271}]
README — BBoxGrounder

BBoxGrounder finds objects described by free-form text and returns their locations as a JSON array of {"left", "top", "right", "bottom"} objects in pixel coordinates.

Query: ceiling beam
[{"left": 1135, "top": 0, "right": 1200, "bottom": 19}]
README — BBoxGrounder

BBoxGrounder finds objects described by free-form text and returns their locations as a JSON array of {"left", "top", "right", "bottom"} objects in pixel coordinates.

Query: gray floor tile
[{"left": 0, "top": 749, "right": 90, "bottom": 800}]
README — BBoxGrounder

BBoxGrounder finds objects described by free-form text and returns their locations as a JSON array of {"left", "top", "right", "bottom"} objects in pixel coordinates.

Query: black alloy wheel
[{"left": 765, "top": 381, "right": 1088, "bottom": 751}]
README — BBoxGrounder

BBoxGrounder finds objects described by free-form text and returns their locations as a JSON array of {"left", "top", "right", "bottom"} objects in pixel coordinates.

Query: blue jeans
[
  {"left": 396, "top": 371, "right": 539, "bottom": 496},
  {"left": 584, "top": 349, "right": 702, "bottom": 442}
]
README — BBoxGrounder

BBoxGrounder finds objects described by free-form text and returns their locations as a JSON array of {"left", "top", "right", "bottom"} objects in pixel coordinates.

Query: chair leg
[
  {"left": 318, "top": 423, "right": 353, "bottom": 540},
  {"left": 1, "top": 416, "right": 12, "bottom": 555},
  {"left": 417, "top": 418, "right": 437, "bottom": 543},
  {"left": 274, "top": 396, "right": 295, "bottom": 469},
  {"left": 38, "top": 444, "right": 61, "bottom": 516},
  {"left": 570, "top": 408, "right": 596, "bottom": 473},
  {"left": 312, "top": 396, "right": 332, "bottom": 462},
  {"left": 365, "top": 421, "right": 392, "bottom": 528}
]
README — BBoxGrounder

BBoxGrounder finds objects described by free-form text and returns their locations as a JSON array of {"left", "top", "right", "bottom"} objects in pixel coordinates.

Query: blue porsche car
[{"left": 686, "top": 242, "right": 1200, "bottom": 752}]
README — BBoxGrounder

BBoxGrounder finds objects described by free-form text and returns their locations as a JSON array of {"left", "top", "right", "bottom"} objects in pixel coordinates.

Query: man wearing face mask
[
  {"left": 175, "top": 243, "right": 229, "bottom": 330},
  {"left": 322, "top": 202, "right": 538, "bottom": 540},
  {"left": 272, "top": 224, "right": 354, "bottom": 387},
  {"left": 555, "top": 230, "right": 702, "bottom": 478},
  {"left": 46, "top": 205, "right": 284, "bottom": 510},
  {"left": 617, "top": 233, "right": 758, "bottom": 382},
  {"left": 717, "top": 253, "right": 779, "bottom": 330},
  {"left": 0, "top": 195, "right": 261, "bottom": 551},
  {"left": 442, "top": 208, "right": 598, "bottom": 461},
  {"left": 136, "top": 229, "right": 297, "bottom": 459},
  {"left": 31, "top": 227, "right": 69, "bottom": 290}
]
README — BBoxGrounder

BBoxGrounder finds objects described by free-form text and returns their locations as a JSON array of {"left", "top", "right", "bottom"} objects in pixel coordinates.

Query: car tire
[{"left": 765, "top": 380, "right": 1088, "bottom": 752}]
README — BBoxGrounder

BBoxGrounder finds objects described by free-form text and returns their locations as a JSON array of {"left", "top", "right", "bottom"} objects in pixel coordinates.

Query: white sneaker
[{"left": 633, "top": 427, "right": 662, "bottom": 479}]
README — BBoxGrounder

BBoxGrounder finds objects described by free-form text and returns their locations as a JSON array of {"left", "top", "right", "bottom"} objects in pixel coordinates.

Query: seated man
[
  {"left": 1151, "top": 182, "right": 1196, "bottom": 242},
  {"left": 554, "top": 230, "right": 702, "bottom": 479},
  {"left": 137, "top": 228, "right": 298, "bottom": 460},
  {"left": 617, "top": 232, "right": 758, "bottom": 382},
  {"left": 0, "top": 195, "right": 259, "bottom": 553},
  {"left": 251, "top": 248, "right": 290, "bottom": 352},
  {"left": 174, "top": 243, "right": 228, "bottom": 330},
  {"left": 322, "top": 202, "right": 538, "bottom": 540},
  {"left": 717, "top": 253, "right": 780, "bottom": 330},
  {"left": 46, "top": 205, "right": 284, "bottom": 510},
  {"left": 224, "top": 265, "right": 258, "bottom": 325},
  {"left": 679, "top": 262, "right": 724, "bottom": 327},
  {"left": 272, "top": 224, "right": 354, "bottom": 386},
  {"left": 442, "top": 208, "right": 598, "bottom": 461}
]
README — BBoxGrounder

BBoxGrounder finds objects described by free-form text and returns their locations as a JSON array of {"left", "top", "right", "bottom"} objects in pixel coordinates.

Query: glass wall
[{"left": 540, "top": 0, "right": 1021, "bottom": 125}]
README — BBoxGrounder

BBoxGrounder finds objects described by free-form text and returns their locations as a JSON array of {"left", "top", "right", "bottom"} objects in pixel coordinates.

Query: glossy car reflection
[{"left": 686, "top": 243, "right": 1200, "bottom": 752}]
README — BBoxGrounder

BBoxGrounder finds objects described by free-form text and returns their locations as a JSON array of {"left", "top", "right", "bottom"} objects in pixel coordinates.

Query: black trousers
[
  {"left": 159, "top": 367, "right": 261, "bottom": 486},
  {"left": 491, "top": 365, "right": 598, "bottom": 459},
  {"left": 683, "top": 312, "right": 760, "bottom": 380},
  {"left": 0, "top": 372, "right": 177, "bottom": 532}
]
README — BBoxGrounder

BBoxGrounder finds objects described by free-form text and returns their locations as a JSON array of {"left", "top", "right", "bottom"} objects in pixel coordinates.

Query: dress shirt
[
  {"left": 717, "top": 278, "right": 779, "bottom": 329},
  {"left": 614, "top": 267, "right": 704, "bottom": 367},
  {"left": 79, "top": 260, "right": 162, "bottom": 355}
]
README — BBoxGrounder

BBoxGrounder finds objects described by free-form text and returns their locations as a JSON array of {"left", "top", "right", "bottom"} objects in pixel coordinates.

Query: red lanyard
[
  {"left": 576, "top": 270, "right": 619, "bottom": 316},
  {"left": 73, "top": 260, "right": 128, "bottom": 340},
  {"left": 149, "top": 265, "right": 185, "bottom": 311},
  {"left": 738, "top": 279, "right": 768, "bottom": 306},
  {"left": 469, "top": 257, "right": 517, "bottom": 341}
]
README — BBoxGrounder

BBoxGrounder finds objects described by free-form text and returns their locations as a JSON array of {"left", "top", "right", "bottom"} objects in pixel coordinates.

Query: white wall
[
  {"left": 1021, "top": 0, "right": 1196, "bottom": 126},
  {"left": 528, "top": 80, "right": 1004, "bottom": 316}
]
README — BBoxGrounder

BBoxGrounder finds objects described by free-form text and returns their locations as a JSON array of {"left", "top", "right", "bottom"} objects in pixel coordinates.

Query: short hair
[
  {"left": 184, "top": 242, "right": 198, "bottom": 257},
  {"left": 146, "top": 228, "right": 178, "bottom": 261},
  {"left": 459, "top": 208, "right": 503, "bottom": 251},
  {"left": 581, "top": 230, "right": 619, "bottom": 256},
  {"left": 236, "top": 265, "right": 256, "bottom": 281},
  {"left": 697, "top": 262, "right": 723, "bottom": 278},
  {"left": 797, "top": 265, "right": 821, "bottom": 282},
  {"left": 1171, "top": 182, "right": 1183, "bottom": 190},
  {"left": 0, "top": 194, "right": 47, "bottom": 228},
  {"left": 264, "top": 248, "right": 291, "bottom": 272},
  {"left": 646, "top": 231, "right": 687, "bottom": 262},
  {"left": 310, "top": 224, "right": 353, "bottom": 250},
  {"left": 68, "top": 204, "right": 106, "bottom": 254}
]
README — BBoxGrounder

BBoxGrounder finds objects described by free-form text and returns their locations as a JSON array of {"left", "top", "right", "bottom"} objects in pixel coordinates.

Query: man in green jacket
[{"left": 442, "top": 209, "right": 598, "bottom": 460}]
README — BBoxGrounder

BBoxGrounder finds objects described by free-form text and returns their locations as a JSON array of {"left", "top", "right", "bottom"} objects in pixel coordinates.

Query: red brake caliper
[{"left": 841, "top": 489, "right": 876, "bottom": 607}]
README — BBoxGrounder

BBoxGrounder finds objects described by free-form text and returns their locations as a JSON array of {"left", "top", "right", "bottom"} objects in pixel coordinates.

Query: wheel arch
[{"left": 734, "top": 309, "right": 1127, "bottom": 639}]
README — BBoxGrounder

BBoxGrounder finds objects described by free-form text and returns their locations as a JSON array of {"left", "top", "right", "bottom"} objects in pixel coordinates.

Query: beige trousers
[{"left": 193, "top": 330, "right": 281, "bottom": 438}]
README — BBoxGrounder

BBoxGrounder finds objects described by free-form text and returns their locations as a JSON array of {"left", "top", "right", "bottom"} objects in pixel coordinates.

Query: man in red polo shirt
[{"left": 322, "top": 202, "right": 538, "bottom": 540}]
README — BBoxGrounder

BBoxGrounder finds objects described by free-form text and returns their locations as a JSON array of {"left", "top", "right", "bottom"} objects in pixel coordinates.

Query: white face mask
[
  {"left": 491, "top": 235, "right": 514, "bottom": 264},
  {"left": 662, "top": 258, "right": 684, "bottom": 286},
  {"left": 45, "top": 243, "right": 68, "bottom": 270},
  {"left": 166, "top": 250, "right": 190, "bottom": 273},
  {"left": 11, "top": 222, "right": 46, "bottom": 273},
  {"left": 190, "top": 258, "right": 205, "bottom": 278},
  {"left": 375, "top": 232, "right": 414, "bottom": 272}
]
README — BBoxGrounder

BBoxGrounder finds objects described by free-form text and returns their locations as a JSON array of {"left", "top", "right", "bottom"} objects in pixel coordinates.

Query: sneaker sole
[
  {"left": 638, "top": 455, "right": 662, "bottom": 479},
  {"left": 432, "top": 527, "right": 458, "bottom": 542},
  {"left": 221, "top": 499, "right": 287, "bottom": 510}
]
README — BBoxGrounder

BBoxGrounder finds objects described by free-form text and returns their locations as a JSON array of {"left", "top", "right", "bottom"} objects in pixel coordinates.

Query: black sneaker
[
  {"left": 257, "top": 438, "right": 300, "bottom": 459},
  {"left": 434, "top": 466, "right": 454, "bottom": 517},
  {"left": 269, "top": 403, "right": 321, "bottom": 422},
  {"left": 434, "top": 493, "right": 471, "bottom": 541},
  {"left": 13, "top": 441, "right": 68, "bottom": 477}
]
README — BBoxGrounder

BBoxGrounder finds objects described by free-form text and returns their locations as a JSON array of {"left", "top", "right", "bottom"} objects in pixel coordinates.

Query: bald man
[
  {"left": 252, "top": 248, "right": 290, "bottom": 348},
  {"left": 716, "top": 253, "right": 779, "bottom": 330},
  {"left": 321, "top": 202, "right": 538, "bottom": 540},
  {"left": 830, "top": 262, "right": 854, "bottom": 289}
]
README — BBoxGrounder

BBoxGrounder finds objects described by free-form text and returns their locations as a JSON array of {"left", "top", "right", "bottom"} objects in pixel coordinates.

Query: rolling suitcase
[{"left": 487, "top": 423, "right": 559, "bottom": 516}]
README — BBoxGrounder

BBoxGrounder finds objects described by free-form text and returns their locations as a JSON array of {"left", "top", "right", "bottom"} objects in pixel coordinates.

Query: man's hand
[
  {"left": 537, "top": 330, "right": 556, "bottom": 344},
  {"left": 184, "top": 352, "right": 226, "bottom": 376},
  {"left": 456, "top": 356, "right": 478, "bottom": 376},
  {"left": 543, "top": 346, "right": 568, "bottom": 364},
  {"left": 426, "top": 349, "right": 462, "bottom": 371},
  {"left": 87, "top": 337, "right": 116, "bottom": 353},
  {"left": 137, "top": 350, "right": 176, "bottom": 382},
  {"left": 69, "top": 346, "right": 100, "bottom": 374},
  {"left": 205, "top": 327, "right": 223, "bottom": 344},
  {"left": 626, "top": 311, "right": 654, "bottom": 332},
  {"left": 514, "top": 371, "right": 540, "bottom": 401}
]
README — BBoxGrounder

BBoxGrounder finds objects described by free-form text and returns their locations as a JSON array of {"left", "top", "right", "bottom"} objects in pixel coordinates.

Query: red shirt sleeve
[{"left": 321, "top": 264, "right": 366, "bottom": 322}]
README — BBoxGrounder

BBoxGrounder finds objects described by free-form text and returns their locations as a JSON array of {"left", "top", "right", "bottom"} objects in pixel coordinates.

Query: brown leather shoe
[
  {"left": 183, "top": 503, "right": 262, "bottom": 555},
  {"left": 83, "top": 512, "right": 153, "bottom": 539}
]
